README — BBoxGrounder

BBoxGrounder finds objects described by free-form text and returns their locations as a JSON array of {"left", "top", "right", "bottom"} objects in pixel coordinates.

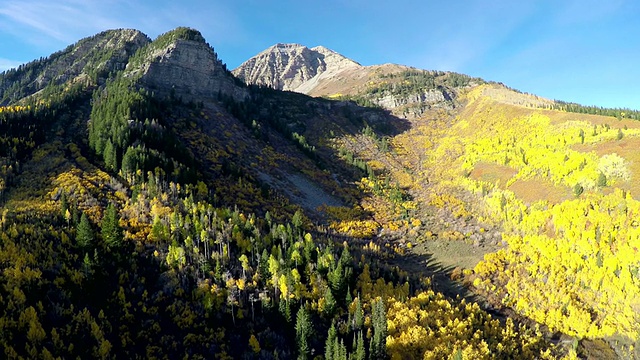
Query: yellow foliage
[
  {"left": 386, "top": 290, "right": 551, "bottom": 359},
  {"left": 330, "top": 219, "right": 380, "bottom": 238},
  {"left": 248, "top": 334, "right": 261, "bottom": 353},
  {"left": 474, "top": 190, "right": 640, "bottom": 339}
]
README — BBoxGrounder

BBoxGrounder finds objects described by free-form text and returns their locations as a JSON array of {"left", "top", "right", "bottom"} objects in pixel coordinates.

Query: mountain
[
  {"left": 232, "top": 43, "right": 361, "bottom": 93},
  {"left": 234, "top": 44, "right": 487, "bottom": 118},
  {"left": 0, "top": 29, "right": 149, "bottom": 105},
  {"left": 0, "top": 27, "right": 638, "bottom": 359},
  {"left": 124, "top": 29, "right": 248, "bottom": 102}
]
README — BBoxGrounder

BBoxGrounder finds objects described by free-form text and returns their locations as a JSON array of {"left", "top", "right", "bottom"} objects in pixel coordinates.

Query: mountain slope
[
  {"left": 0, "top": 29, "right": 149, "bottom": 105},
  {"left": 238, "top": 43, "right": 640, "bottom": 357}
]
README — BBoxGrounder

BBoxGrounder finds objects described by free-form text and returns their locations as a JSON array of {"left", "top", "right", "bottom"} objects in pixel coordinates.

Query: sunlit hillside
[{"left": 332, "top": 81, "right": 640, "bottom": 358}]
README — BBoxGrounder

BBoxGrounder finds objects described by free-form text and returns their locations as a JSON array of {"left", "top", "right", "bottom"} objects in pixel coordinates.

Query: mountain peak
[
  {"left": 124, "top": 27, "right": 247, "bottom": 102},
  {"left": 232, "top": 43, "right": 360, "bottom": 92}
]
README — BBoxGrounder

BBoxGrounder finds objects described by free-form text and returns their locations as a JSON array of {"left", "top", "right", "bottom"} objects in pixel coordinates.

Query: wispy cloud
[
  {"left": 0, "top": 0, "right": 243, "bottom": 49},
  {"left": 409, "top": 1, "right": 538, "bottom": 72},
  {"left": 0, "top": 0, "right": 124, "bottom": 43},
  {"left": 0, "top": 57, "right": 24, "bottom": 72}
]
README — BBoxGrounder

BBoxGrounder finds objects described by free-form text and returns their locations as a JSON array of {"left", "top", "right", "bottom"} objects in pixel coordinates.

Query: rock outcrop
[
  {"left": 232, "top": 43, "right": 360, "bottom": 93},
  {"left": 127, "top": 28, "right": 248, "bottom": 102}
]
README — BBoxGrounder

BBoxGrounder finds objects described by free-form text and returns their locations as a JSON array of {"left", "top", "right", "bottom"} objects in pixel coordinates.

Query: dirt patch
[
  {"left": 508, "top": 178, "right": 572, "bottom": 205},
  {"left": 573, "top": 137, "right": 640, "bottom": 198},
  {"left": 469, "top": 162, "right": 517, "bottom": 189},
  {"left": 258, "top": 171, "right": 345, "bottom": 216},
  {"left": 411, "top": 238, "right": 497, "bottom": 271}
]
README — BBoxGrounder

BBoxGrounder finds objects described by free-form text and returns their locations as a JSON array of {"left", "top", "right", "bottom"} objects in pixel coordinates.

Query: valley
[{"left": 0, "top": 27, "right": 638, "bottom": 359}]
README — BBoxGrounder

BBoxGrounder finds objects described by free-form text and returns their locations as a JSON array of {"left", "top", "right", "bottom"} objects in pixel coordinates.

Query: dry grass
[
  {"left": 574, "top": 137, "right": 640, "bottom": 198},
  {"left": 508, "top": 178, "right": 572, "bottom": 205},
  {"left": 469, "top": 162, "right": 517, "bottom": 189}
]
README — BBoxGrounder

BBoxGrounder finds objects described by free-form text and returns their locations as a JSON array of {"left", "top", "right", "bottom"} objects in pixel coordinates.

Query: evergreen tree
[
  {"left": 101, "top": 203, "right": 123, "bottom": 249},
  {"left": 323, "top": 286, "right": 336, "bottom": 317},
  {"left": 354, "top": 296, "right": 364, "bottom": 331},
  {"left": 329, "top": 262, "right": 346, "bottom": 305},
  {"left": 292, "top": 209, "right": 303, "bottom": 230},
  {"left": 295, "top": 306, "right": 312, "bottom": 360},
  {"left": 325, "top": 323, "right": 337, "bottom": 360},
  {"left": 369, "top": 298, "right": 387, "bottom": 360},
  {"left": 597, "top": 172, "right": 607, "bottom": 187},
  {"left": 76, "top": 212, "right": 94, "bottom": 248},
  {"left": 349, "top": 332, "right": 366, "bottom": 360},
  {"left": 103, "top": 139, "right": 117, "bottom": 171}
]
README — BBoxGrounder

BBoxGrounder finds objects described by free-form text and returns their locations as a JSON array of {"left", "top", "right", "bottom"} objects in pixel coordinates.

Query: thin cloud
[
  {"left": 410, "top": 1, "right": 537, "bottom": 72},
  {"left": 0, "top": 0, "right": 242, "bottom": 49},
  {"left": 0, "top": 0, "right": 123, "bottom": 43},
  {"left": 0, "top": 58, "right": 24, "bottom": 72}
]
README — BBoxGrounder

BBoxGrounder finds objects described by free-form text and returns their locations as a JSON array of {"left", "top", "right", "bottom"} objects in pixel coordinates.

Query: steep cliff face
[
  {"left": 127, "top": 29, "right": 247, "bottom": 102},
  {"left": 232, "top": 43, "right": 360, "bottom": 92}
]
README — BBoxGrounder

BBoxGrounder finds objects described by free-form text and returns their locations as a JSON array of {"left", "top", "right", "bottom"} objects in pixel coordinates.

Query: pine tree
[
  {"left": 597, "top": 172, "right": 607, "bottom": 187},
  {"left": 354, "top": 331, "right": 365, "bottom": 360},
  {"left": 323, "top": 286, "right": 336, "bottom": 317},
  {"left": 101, "top": 203, "right": 123, "bottom": 249},
  {"left": 369, "top": 298, "right": 387, "bottom": 360},
  {"left": 76, "top": 212, "right": 94, "bottom": 248},
  {"left": 325, "top": 323, "right": 337, "bottom": 360},
  {"left": 295, "top": 306, "right": 312, "bottom": 360},
  {"left": 354, "top": 296, "right": 364, "bottom": 331},
  {"left": 103, "top": 139, "right": 117, "bottom": 171},
  {"left": 329, "top": 262, "right": 346, "bottom": 305}
]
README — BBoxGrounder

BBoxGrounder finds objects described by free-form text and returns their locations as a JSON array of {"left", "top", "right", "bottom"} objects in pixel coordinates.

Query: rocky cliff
[
  {"left": 232, "top": 43, "right": 360, "bottom": 92},
  {"left": 126, "top": 28, "right": 248, "bottom": 102}
]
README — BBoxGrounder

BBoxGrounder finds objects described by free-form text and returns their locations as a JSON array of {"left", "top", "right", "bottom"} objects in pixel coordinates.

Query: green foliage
[
  {"left": 325, "top": 323, "right": 338, "bottom": 360},
  {"left": 76, "top": 212, "right": 94, "bottom": 248},
  {"left": 101, "top": 203, "right": 123, "bottom": 249},
  {"left": 552, "top": 100, "right": 640, "bottom": 120},
  {"left": 369, "top": 298, "right": 387, "bottom": 360},
  {"left": 597, "top": 172, "right": 607, "bottom": 187},
  {"left": 89, "top": 77, "right": 196, "bottom": 183},
  {"left": 295, "top": 306, "right": 312, "bottom": 360}
]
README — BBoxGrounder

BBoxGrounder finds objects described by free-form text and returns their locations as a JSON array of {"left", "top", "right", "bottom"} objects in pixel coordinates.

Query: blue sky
[{"left": 1, "top": 0, "right": 639, "bottom": 109}]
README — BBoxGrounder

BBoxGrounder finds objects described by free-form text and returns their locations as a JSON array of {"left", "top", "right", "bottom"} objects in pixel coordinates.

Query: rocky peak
[
  {"left": 232, "top": 43, "right": 360, "bottom": 93},
  {"left": 126, "top": 27, "right": 248, "bottom": 102}
]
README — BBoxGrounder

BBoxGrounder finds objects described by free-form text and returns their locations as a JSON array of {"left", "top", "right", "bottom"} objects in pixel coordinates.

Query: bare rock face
[
  {"left": 232, "top": 43, "right": 360, "bottom": 93},
  {"left": 129, "top": 34, "right": 248, "bottom": 102},
  {"left": 375, "top": 88, "right": 454, "bottom": 109}
]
